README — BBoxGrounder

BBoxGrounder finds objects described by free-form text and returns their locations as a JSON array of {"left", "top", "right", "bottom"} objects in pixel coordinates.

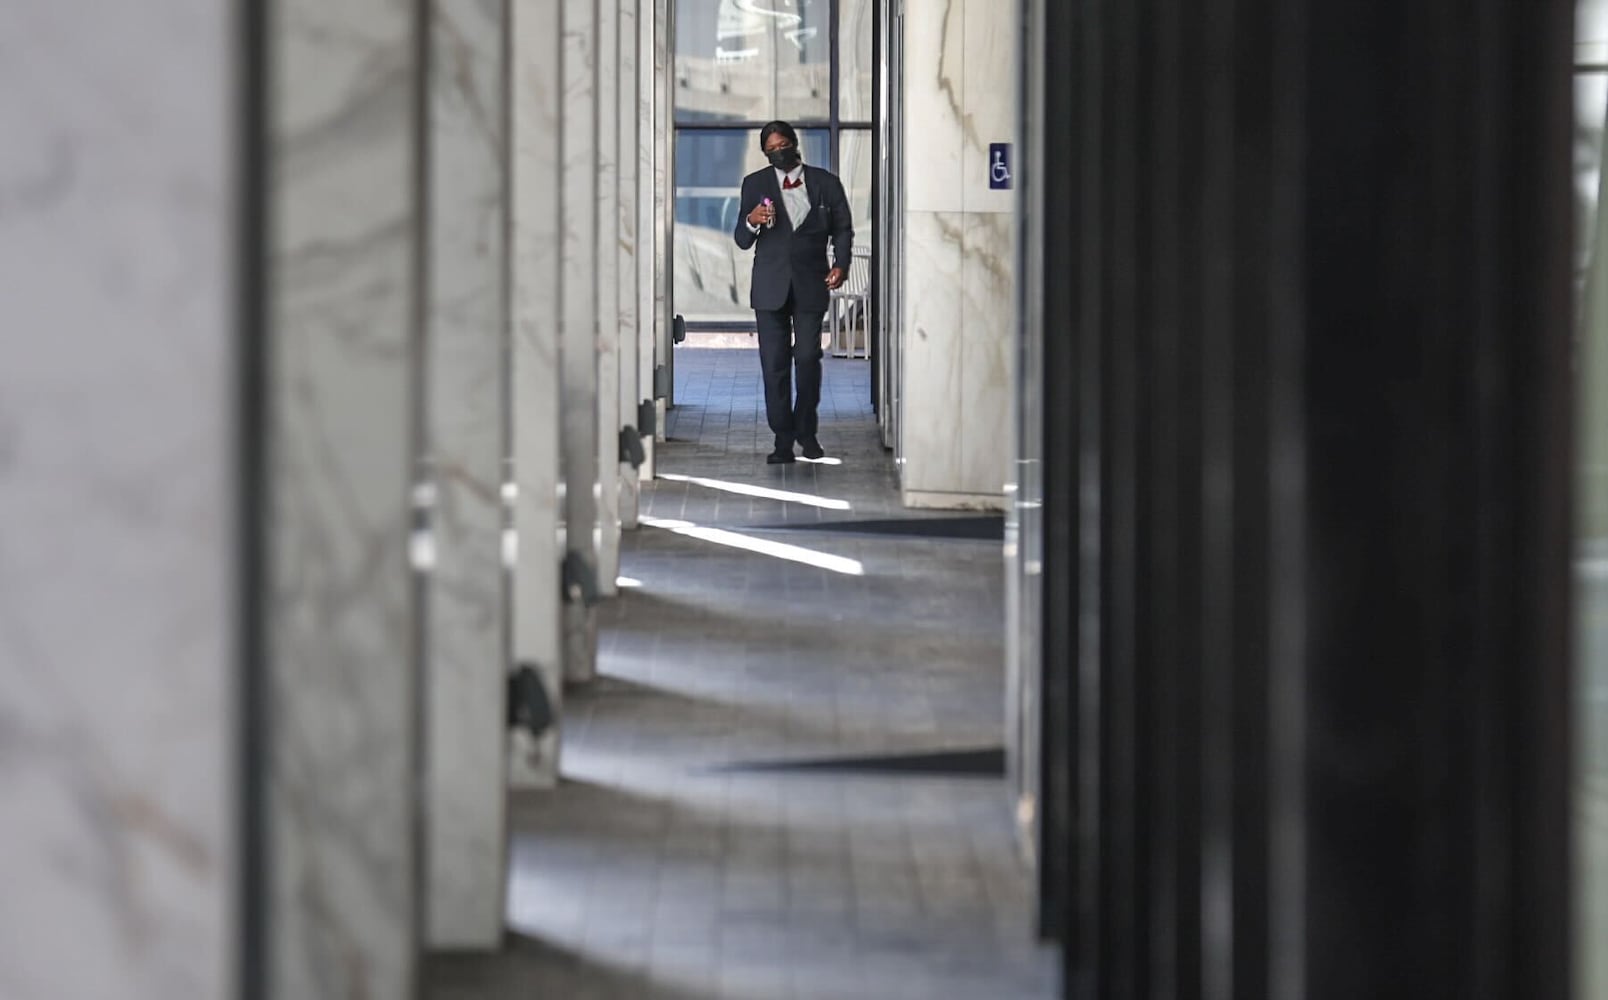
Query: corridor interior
[{"left": 426, "top": 349, "right": 1057, "bottom": 999}]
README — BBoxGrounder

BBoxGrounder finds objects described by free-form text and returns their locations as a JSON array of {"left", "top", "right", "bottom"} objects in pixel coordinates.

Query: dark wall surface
[{"left": 1028, "top": 1, "right": 1576, "bottom": 997}]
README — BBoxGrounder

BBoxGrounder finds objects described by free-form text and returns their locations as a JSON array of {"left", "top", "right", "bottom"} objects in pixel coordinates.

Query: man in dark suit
[{"left": 733, "top": 120, "right": 854, "bottom": 464}]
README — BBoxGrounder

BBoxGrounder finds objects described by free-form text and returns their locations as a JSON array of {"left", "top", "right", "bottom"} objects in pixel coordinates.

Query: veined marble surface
[
  {"left": 0, "top": 4, "right": 238, "bottom": 997},
  {"left": 900, "top": 0, "right": 1017, "bottom": 506},
  {"left": 562, "top": 0, "right": 601, "bottom": 682},
  {"left": 958, "top": 212, "right": 1013, "bottom": 494},
  {"left": 651, "top": 0, "right": 672, "bottom": 426},
  {"left": 619, "top": 0, "right": 644, "bottom": 529},
  {"left": 960, "top": 0, "right": 1016, "bottom": 215},
  {"left": 267, "top": 2, "right": 422, "bottom": 996},
  {"left": 904, "top": 0, "right": 966, "bottom": 214},
  {"left": 596, "top": 0, "right": 623, "bottom": 595},
  {"left": 902, "top": 211, "right": 967, "bottom": 495},
  {"left": 510, "top": 0, "right": 565, "bottom": 787},
  {"left": 630, "top": 0, "right": 656, "bottom": 475},
  {"left": 423, "top": 0, "right": 509, "bottom": 950}
]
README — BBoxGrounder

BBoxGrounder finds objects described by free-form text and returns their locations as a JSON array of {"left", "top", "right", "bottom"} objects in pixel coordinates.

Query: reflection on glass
[
  {"left": 839, "top": 0, "right": 874, "bottom": 122},
  {"left": 1576, "top": 74, "right": 1608, "bottom": 301},
  {"left": 1584, "top": 0, "right": 1608, "bottom": 64},
  {"left": 1575, "top": 45, "right": 1608, "bottom": 1000},
  {"left": 674, "top": 129, "right": 830, "bottom": 323},
  {"left": 838, "top": 128, "right": 874, "bottom": 253},
  {"left": 675, "top": 0, "right": 830, "bottom": 123}
]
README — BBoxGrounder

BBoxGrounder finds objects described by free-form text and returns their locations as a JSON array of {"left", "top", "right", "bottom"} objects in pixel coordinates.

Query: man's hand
[
  {"left": 747, "top": 203, "right": 775, "bottom": 227},
  {"left": 825, "top": 267, "right": 846, "bottom": 291}
]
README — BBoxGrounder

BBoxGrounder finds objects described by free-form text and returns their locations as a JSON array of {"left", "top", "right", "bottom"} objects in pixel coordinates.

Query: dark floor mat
[
  {"left": 716, "top": 746, "right": 1006, "bottom": 777},
  {"left": 757, "top": 515, "right": 1004, "bottom": 541}
]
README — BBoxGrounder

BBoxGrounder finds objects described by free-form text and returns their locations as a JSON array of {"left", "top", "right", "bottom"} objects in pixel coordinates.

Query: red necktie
[{"left": 783, "top": 176, "right": 803, "bottom": 190}]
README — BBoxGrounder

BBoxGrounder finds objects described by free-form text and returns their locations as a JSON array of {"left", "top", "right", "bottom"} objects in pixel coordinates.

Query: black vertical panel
[
  {"left": 1497, "top": 0, "right": 1575, "bottom": 994},
  {"left": 869, "top": 0, "right": 879, "bottom": 415},
  {"left": 1036, "top": 0, "right": 1080, "bottom": 970},
  {"left": 1195, "top": 0, "right": 1238, "bottom": 993},
  {"left": 1145, "top": 0, "right": 1183, "bottom": 992},
  {"left": 1263, "top": 0, "right": 1309, "bottom": 995},
  {"left": 1170, "top": 5, "right": 1207, "bottom": 996},
  {"left": 1099, "top": 0, "right": 1142, "bottom": 990},
  {"left": 1033, "top": 1, "right": 1572, "bottom": 997},
  {"left": 1073, "top": 0, "right": 1107, "bottom": 990},
  {"left": 1297, "top": 0, "right": 1573, "bottom": 997},
  {"left": 1128, "top": 0, "right": 1160, "bottom": 995},
  {"left": 1228, "top": 0, "right": 1274, "bottom": 994},
  {"left": 236, "top": 0, "right": 270, "bottom": 995},
  {"left": 1300, "top": 7, "right": 1469, "bottom": 990}
]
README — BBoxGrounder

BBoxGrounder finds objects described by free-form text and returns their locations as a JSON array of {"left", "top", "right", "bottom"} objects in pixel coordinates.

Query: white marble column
[
  {"left": 596, "top": 0, "right": 623, "bottom": 593},
  {"left": 900, "top": 0, "right": 1016, "bottom": 510},
  {"left": 637, "top": 0, "right": 661, "bottom": 479},
  {"left": 266, "top": 2, "right": 424, "bottom": 995},
  {"left": 618, "top": 0, "right": 644, "bottom": 531},
  {"left": 423, "top": 0, "right": 510, "bottom": 950},
  {"left": 561, "top": 0, "right": 601, "bottom": 681},
  {"left": 510, "top": 0, "right": 566, "bottom": 787},
  {"left": 0, "top": 4, "right": 240, "bottom": 997},
  {"left": 652, "top": 0, "right": 672, "bottom": 435}
]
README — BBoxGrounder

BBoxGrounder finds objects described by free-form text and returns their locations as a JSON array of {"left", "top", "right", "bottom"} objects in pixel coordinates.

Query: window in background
[
  {"left": 674, "top": 129, "right": 829, "bottom": 323},
  {"left": 838, "top": 127, "right": 873, "bottom": 248},
  {"left": 673, "top": 0, "right": 874, "bottom": 325},
  {"left": 839, "top": 0, "right": 874, "bottom": 122},
  {"left": 675, "top": 0, "right": 831, "bottom": 124},
  {"left": 1573, "top": 2, "right": 1608, "bottom": 998}
]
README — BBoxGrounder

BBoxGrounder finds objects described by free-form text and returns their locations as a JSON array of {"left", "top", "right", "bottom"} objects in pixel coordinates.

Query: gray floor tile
[{"left": 426, "top": 350, "right": 1056, "bottom": 1000}]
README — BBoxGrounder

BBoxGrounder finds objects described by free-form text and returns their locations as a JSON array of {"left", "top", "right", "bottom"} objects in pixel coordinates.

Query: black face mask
[{"left": 766, "top": 146, "right": 802, "bottom": 171}]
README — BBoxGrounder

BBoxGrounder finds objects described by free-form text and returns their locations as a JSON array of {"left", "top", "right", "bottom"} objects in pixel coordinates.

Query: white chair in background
[{"left": 828, "top": 245, "right": 872, "bottom": 359}]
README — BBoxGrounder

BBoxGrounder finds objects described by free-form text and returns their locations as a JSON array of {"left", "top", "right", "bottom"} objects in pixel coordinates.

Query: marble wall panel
[
  {"left": 639, "top": 0, "right": 661, "bottom": 472},
  {"left": 653, "top": 0, "right": 672, "bottom": 420},
  {"left": 510, "top": 0, "right": 565, "bottom": 786},
  {"left": 596, "top": 0, "right": 623, "bottom": 593},
  {"left": 266, "top": 1, "right": 423, "bottom": 995},
  {"left": 899, "top": 0, "right": 1017, "bottom": 508},
  {"left": 901, "top": 211, "right": 968, "bottom": 495},
  {"left": 958, "top": 212, "right": 1014, "bottom": 495},
  {"left": 619, "top": 0, "right": 644, "bottom": 528},
  {"left": 562, "top": 0, "right": 600, "bottom": 680},
  {"left": 0, "top": 4, "right": 239, "bottom": 997},
  {"left": 960, "top": 0, "right": 1016, "bottom": 215},
  {"left": 423, "top": 0, "right": 509, "bottom": 950},
  {"left": 903, "top": 0, "right": 967, "bottom": 214}
]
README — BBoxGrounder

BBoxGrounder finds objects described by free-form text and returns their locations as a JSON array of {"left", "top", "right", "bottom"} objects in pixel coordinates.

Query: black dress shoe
[
  {"left": 799, "top": 437, "right": 825, "bottom": 460},
  {"left": 767, "top": 446, "right": 796, "bottom": 464}
]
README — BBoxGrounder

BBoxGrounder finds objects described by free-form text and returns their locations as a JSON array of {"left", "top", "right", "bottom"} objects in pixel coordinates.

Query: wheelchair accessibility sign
[{"left": 989, "top": 143, "right": 1012, "bottom": 190}]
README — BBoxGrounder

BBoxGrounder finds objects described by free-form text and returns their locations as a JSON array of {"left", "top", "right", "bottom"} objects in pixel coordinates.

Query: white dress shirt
[{"left": 775, "top": 165, "right": 810, "bottom": 227}]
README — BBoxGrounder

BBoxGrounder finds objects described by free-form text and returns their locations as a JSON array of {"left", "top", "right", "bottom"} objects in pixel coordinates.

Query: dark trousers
[{"left": 755, "top": 287, "right": 825, "bottom": 448}]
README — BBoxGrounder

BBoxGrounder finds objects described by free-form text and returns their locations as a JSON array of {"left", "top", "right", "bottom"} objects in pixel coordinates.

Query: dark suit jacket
[{"left": 732, "top": 164, "right": 854, "bottom": 313}]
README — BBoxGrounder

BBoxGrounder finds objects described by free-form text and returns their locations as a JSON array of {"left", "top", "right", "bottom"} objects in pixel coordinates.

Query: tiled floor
[{"left": 426, "top": 350, "right": 1057, "bottom": 999}]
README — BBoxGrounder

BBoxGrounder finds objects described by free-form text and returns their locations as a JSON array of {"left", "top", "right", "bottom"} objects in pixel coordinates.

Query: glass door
[{"left": 672, "top": 0, "right": 872, "bottom": 329}]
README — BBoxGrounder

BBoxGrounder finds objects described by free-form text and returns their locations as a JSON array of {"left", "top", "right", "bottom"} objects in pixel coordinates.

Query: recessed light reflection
[
  {"left": 659, "top": 472, "right": 851, "bottom": 510},
  {"left": 640, "top": 516, "right": 864, "bottom": 576},
  {"left": 797, "top": 456, "right": 842, "bottom": 466},
  {"left": 616, "top": 576, "right": 644, "bottom": 588}
]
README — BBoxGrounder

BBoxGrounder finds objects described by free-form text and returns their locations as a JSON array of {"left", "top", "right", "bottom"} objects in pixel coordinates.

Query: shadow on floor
[
  {"left": 750, "top": 514, "right": 1006, "bottom": 541},
  {"left": 713, "top": 745, "right": 1008, "bottom": 778},
  {"left": 427, "top": 352, "right": 1058, "bottom": 999},
  {"left": 425, "top": 932, "right": 710, "bottom": 1000}
]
